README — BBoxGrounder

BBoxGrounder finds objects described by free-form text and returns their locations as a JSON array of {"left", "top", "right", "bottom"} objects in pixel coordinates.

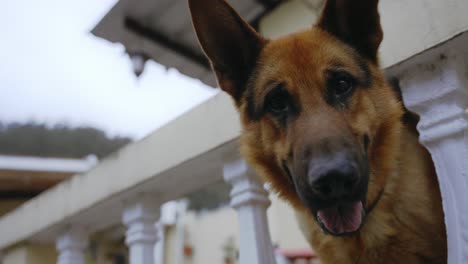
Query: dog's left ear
[{"left": 317, "top": 0, "right": 383, "bottom": 63}]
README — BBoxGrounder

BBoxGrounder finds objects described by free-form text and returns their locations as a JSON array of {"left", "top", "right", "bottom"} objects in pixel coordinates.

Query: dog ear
[
  {"left": 188, "top": 0, "right": 264, "bottom": 100},
  {"left": 317, "top": 0, "right": 383, "bottom": 63}
]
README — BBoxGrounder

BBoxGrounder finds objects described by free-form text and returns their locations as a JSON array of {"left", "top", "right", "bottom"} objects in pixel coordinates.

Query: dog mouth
[
  {"left": 316, "top": 201, "right": 365, "bottom": 236},
  {"left": 281, "top": 155, "right": 380, "bottom": 237},
  {"left": 315, "top": 188, "right": 384, "bottom": 236}
]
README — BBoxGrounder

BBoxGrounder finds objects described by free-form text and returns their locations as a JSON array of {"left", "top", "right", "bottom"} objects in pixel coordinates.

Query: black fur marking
[
  {"left": 244, "top": 67, "right": 262, "bottom": 121},
  {"left": 245, "top": 88, "right": 258, "bottom": 120},
  {"left": 325, "top": 53, "right": 371, "bottom": 109},
  {"left": 264, "top": 85, "right": 300, "bottom": 127},
  {"left": 266, "top": 89, "right": 290, "bottom": 121},
  {"left": 244, "top": 76, "right": 300, "bottom": 125},
  {"left": 354, "top": 53, "right": 372, "bottom": 88},
  {"left": 363, "top": 135, "right": 370, "bottom": 154},
  {"left": 387, "top": 77, "right": 420, "bottom": 125},
  {"left": 325, "top": 70, "right": 357, "bottom": 108},
  {"left": 388, "top": 77, "right": 403, "bottom": 101},
  {"left": 282, "top": 161, "right": 295, "bottom": 186}
]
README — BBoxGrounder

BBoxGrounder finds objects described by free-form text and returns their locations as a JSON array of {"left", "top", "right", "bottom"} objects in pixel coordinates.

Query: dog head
[{"left": 189, "top": 0, "right": 404, "bottom": 236}]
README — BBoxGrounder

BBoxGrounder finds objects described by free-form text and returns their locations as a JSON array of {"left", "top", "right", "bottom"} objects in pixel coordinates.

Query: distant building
[{"left": 0, "top": 155, "right": 97, "bottom": 216}]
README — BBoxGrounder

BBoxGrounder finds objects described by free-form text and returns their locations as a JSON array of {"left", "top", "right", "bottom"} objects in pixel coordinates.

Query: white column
[
  {"left": 154, "top": 222, "right": 165, "bottom": 264},
  {"left": 397, "top": 33, "right": 468, "bottom": 264},
  {"left": 56, "top": 226, "right": 88, "bottom": 264},
  {"left": 223, "top": 158, "right": 276, "bottom": 264},
  {"left": 122, "top": 196, "right": 160, "bottom": 264}
]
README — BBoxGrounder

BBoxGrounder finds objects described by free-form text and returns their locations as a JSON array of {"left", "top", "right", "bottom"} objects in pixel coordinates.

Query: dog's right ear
[
  {"left": 317, "top": 0, "right": 383, "bottom": 63},
  {"left": 188, "top": 0, "right": 265, "bottom": 100}
]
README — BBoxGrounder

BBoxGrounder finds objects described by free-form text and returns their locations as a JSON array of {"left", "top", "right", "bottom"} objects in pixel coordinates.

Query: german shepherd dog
[{"left": 189, "top": 0, "right": 447, "bottom": 262}]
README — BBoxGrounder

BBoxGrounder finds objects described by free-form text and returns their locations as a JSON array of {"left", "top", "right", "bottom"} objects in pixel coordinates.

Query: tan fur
[{"left": 188, "top": 0, "right": 447, "bottom": 262}]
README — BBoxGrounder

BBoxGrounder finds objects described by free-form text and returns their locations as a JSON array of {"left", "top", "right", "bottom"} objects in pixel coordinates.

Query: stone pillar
[
  {"left": 223, "top": 158, "right": 276, "bottom": 264},
  {"left": 397, "top": 34, "right": 468, "bottom": 264},
  {"left": 122, "top": 196, "right": 160, "bottom": 264},
  {"left": 56, "top": 226, "right": 88, "bottom": 264}
]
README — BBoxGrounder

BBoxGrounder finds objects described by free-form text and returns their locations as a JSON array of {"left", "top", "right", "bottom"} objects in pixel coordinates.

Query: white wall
[{"left": 259, "top": 0, "right": 468, "bottom": 68}]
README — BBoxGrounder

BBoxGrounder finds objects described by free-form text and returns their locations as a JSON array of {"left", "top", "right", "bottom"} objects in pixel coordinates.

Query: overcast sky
[{"left": 1, "top": 0, "right": 218, "bottom": 139}]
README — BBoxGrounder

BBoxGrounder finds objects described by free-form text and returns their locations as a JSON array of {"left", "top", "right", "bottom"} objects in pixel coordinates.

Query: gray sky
[{"left": 1, "top": 0, "right": 218, "bottom": 139}]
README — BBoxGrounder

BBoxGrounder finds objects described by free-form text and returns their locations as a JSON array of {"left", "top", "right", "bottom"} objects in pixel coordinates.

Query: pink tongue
[{"left": 317, "top": 202, "right": 363, "bottom": 234}]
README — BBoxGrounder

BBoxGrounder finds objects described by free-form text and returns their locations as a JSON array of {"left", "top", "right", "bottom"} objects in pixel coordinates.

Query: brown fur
[{"left": 188, "top": 0, "right": 447, "bottom": 262}]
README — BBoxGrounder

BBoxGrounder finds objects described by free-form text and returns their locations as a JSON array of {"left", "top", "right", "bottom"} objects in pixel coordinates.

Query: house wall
[
  {"left": 2, "top": 244, "right": 56, "bottom": 264},
  {"left": 179, "top": 207, "right": 240, "bottom": 264},
  {"left": 25, "top": 244, "right": 57, "bottom": 264},
  {"left": 259, "top": 0, "right": 468, "bottom": 68},
  {"left": 164, "top": 225, "right": 180, "bottom": 264}
]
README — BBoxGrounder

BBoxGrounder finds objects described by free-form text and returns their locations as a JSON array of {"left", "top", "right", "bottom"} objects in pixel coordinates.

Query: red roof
[{"left": 275, "top": 248, "right": 317, "bottom": 259}]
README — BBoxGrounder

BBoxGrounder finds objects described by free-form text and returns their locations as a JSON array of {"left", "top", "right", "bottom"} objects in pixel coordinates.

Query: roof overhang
[
  {"left": 0, "top": 155, "right": 97, "bottom": 198},
  {"left": 91, "top": 0, "right": 283, "bottom": 86}
]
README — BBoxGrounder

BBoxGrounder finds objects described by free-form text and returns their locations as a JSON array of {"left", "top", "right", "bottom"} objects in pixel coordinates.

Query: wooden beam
[
  {"left": 0, "top": 170, "right": 72, "bottom": 192},
  {"left": 124, "top": 17, "right": 211, "bottom": 70},
  {"left": 256, "top": 0, "right": 277, "bottom": 9},
  {"left": 0, "top": 191, "right": 40, "bottom": 199}
]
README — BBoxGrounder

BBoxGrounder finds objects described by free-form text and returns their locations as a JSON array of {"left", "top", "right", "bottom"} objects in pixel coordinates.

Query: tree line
[{"left": 0, "top": 122, "right": 132, "bottom": 159}]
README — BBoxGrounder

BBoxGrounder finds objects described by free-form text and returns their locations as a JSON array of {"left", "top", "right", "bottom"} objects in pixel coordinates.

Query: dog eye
[
  {"left": 265, "top": 88, "right": 290, "bottom": 116},
  {"left": 331, "top": 76, "right": 354, "bottom": 98}
]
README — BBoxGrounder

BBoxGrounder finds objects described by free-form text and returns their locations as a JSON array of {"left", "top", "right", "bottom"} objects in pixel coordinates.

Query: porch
[{"left": 0, "top": 0, "right": 467, "bottom": 263}]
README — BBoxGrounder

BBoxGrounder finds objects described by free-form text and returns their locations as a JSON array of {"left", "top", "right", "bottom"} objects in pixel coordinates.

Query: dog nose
[{"left": 308, "top": 153, "right": 359, "bottom": 200}]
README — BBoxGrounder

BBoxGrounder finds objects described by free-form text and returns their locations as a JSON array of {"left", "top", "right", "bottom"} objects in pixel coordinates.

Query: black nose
[{"left": 308, "top": 152, "right": 359, "bottom": 200}]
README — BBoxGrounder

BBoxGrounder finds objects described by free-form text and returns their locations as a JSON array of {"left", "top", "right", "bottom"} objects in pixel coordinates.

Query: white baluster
[
  {"left": 122, "top": 196, "right": 161, "bottom": 264},
  {"left": 223, "top": 158, "right": 276, "bottom": 264},
  {"left": 397, "top": 36, "right": 468, "bottom": 264},
  {"left": 56, "top": 226, "right": 88, "bottom": 264}
]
